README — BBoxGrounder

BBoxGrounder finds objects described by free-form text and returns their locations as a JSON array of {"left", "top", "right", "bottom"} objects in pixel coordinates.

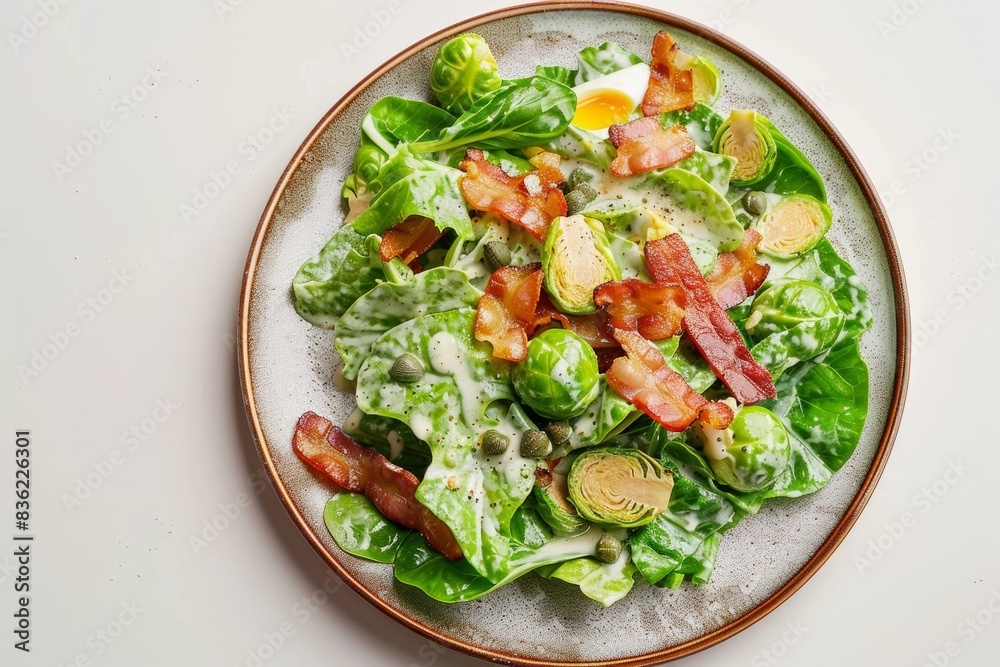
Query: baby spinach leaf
[
  {"left": 769, "top": 239, "right": 873, "bottom": 341},
  {"left": 541, "top": 124, "right": 616, "bottom": 168},
  {"left": 393, "top": 527, "right": 604, "bottom": 602},
  {"left": 340, "top": 411, "right": 431, "bottom": 475},
  {"left": 537, "top": 553, "right": 638, "bottom": 607},
  {"left": 659, "top": 103, "right": 724, "bottom": 150},
  {"left": 410, "top": 76, "right": 577, "bottom": 153},
  {"left": 323, "top": 494, "right": 409, "bottom": 564},
  {"left": 353, "top": 148, "right": 474, "bottom": 240},
  {"left": 674, "top": 148, "right": 737, "bottom": 196},
  {"left": 534, "top": 64, "right": 576, "bottom": 87},
  {"left": 292, "top": 225, "right": 384, "bottom": 327},
  {"left": 761, "top": 337, "right": 869, "bottom": 497},
  {"left": 362, "top": 96, "right": 456, "bottom": 153},
  {"left": 753, "top": 116, "right": 827, "bottom": 202},
  {"left": 639, "top": 168, "right": 745, "bottom": 252},
  {"left": 574, "top": 42, "right": 644, "bottom": 85},
  {"left": 335, "top": 267, "right": 480, "bottom": 380}
]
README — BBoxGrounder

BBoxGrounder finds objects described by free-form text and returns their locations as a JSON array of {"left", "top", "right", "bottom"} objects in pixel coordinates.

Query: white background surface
[{"left": 1, "top": 1, "right": 997, "bottom": 666}]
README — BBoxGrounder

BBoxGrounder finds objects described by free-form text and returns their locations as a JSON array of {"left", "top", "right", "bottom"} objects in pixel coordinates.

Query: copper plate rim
[{"left": 237, "top": 2, "right": 911, "bottom": 664}]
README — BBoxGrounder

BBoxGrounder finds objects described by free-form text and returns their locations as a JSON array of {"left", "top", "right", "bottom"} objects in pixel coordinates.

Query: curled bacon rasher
[
  {"left": 608, "top": 117, "right": 696, "bottom": 178},
  {"left": 641, "top": 30, "right": 696, "bottom": 117},
  {"left": 293, "top": 412, "right": 462, "bottom": 561},
  {"left": 705, "top": 229, "right": 770, "bottom": 310}
]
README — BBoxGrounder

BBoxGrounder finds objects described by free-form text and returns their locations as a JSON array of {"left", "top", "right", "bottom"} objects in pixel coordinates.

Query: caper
[
  {"left": 567, "top": 167, "right": 593, "bottom": 191},
  {"left": 574, "top": 182, "right": 598, "bottom": 203},
  {"left": 480, "top": 429, "right": 510, "bottom": 457},
  {"left": 742, "top": 191, "right": 767, "bottom": 217},
  {"left": 520, "top": 429, "right": 552, "bottom": 459},
  {"left": 483, "top": 240, "right": 512, "bottom": 272},
  {"left": 389, "top": 353, "right": 424, "bottom": 382},
  {"left": 595, "top": 533, "right": 622, "bottom": 564},
  {"left": 544, "top": 421, "right": 571, "bottom": 446},
  {"left": 565, "top": 189, "right": 590, "bottom": 216}
]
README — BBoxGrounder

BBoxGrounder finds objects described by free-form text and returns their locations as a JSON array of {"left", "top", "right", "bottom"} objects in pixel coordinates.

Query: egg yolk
[{"left": 572, "top": 89, "right": 635, "bottom": 130}]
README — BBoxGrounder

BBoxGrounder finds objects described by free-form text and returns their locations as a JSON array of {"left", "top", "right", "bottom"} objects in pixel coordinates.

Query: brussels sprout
[
  {"left": 713, "top": 110, "right": 777, "bottom": 187},
  {"left": 674, "top": 52, "right": 723, "bottom": 106},
  {"left": 697, "top": 405, "right": 791, "bottom": 492},
  {"left": 429, "top": 33, "right": 503, "bottom": 116},
  {"left": 533, "top": 469, "right": 589, "bottom": 535},
  {"left": 752, "top": 194, "right": 832, "bottom": 259},
  {"left": 542, "top": 215, "right": 621, "bottom": 315},
  {"left": 511, "top": 329, "right": 600, "bottom": 420},
  {"left": 747, "top": 279, "right": 845, "bottom": 341},
  {"left": 567, "top": 447, "right": 674, "bottom": 528}
]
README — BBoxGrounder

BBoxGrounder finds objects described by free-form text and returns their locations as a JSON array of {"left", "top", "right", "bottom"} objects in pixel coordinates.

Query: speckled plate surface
[{"left": 238, "top": 2, "right": 909, "bottom": 664}]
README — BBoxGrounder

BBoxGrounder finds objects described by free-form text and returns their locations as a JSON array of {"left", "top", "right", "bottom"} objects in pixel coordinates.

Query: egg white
[{"left": 571, "top": 63, "right": 650, "bottom": 139}]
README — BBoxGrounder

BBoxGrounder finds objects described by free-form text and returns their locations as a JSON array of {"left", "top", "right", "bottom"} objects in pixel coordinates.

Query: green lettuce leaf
[
  {"left": 292, "top": 225, "right": 384, "bottom": 327},
  {"left": 323, "top": 493, "right": 408, "bottom": 564},
  {"left": 335, "top": 267, "right": 480, "bottom": 380}
]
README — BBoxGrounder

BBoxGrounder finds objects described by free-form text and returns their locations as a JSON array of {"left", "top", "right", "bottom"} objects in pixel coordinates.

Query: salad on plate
[{"left": 288, "top": 29, "right": 872, "bottom": 607}]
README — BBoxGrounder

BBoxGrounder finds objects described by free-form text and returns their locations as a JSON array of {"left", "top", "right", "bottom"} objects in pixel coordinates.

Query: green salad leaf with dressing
[{"left": 290, "top": 30, "right": 872, "bottom": 607}]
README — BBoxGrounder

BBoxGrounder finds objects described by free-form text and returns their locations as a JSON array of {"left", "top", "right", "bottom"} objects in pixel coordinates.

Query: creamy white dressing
[
  {"left": 410, "top": 414, "right": 433, "bottom": 440},
  {"left": 699, "top": 398, "right": 739, "bottom": 463},
  {"left": 428, "top": 332, "right": 482, "bottom": 426},
  {"left": 387, "top": 430, "right": 404, "bottom": 462}
]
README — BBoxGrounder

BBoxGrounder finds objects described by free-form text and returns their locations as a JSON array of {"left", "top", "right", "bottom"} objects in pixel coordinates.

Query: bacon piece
[
  {"left": 593, "top": 279, "right": 686, "bottom": 340},
  {"left": 605, "top": 329, "right": 733, "bottom": 431},
  {"left": 379, "top": 216, "right": 443, "bottom": 265},
  {"left": 646, "top": 234, "right": 777, "bottom": 404},
  {"left": 293, "top": 412, "right": 462, "bottom": 561},
  {"left": 535, "top": 296, "right": 618, "bottom": 349},
  {"left": 459, "top": 148, "right": 567, "bottom": 242},
  {"left": 705, "top": 229, "right": 770, "bottom": 309},
  {"left": 608, "top": 117, "right": 696, "bottom": 177},
  {"left": 474, "top": 263, "right": 545, "bottom": 361},
  {"left": 641, "top": 30, "right": 696, "bottom": 117}
]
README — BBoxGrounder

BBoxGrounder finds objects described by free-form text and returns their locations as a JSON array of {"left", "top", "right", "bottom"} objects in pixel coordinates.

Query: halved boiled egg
[{"left": 571, "top": 63, "right": 650, "bottom": 138}]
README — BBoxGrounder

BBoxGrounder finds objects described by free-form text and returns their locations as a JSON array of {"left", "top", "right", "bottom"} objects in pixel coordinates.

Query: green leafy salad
[{"left": 289, "top": 30, "right": 873, "bottom": 607}]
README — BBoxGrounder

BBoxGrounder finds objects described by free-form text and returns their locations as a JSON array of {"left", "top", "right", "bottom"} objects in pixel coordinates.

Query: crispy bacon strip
[
  {"left": 608, "top": 117, "right": 697, "bottom": 177},
  {"left": 705, "top": 229, "right": 770, "bottom": 309},
  {"left": 646, "top": 234, "right": 777, "bottom": 404},
  {"left": 594, "top": 279, "right": 686, "bottom": 340},
  {"left": 474, "top": 263, "right": 545, "bottom": 361},
  {"left": 293, "top": 412, "right": 462, "bottom": 561},
  {"left": 606, "top": 328, "right": 733, "bottom": 431},
  {"left": 535, "top": 296, "right": 618, "bottom": 349},
  {"left": 379, "top": 216, "right": 443, "bottom": 265},
  {"left": 641, "top": 30, "right": 696, "bottom": 116},
  {"left": 459, "top": 148, "right": 567, "bottom": 242}
]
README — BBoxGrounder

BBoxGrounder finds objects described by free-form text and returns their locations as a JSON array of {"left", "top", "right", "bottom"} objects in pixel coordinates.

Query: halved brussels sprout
[
  {"left": 512, "top": 329, "right": 600, "bottom": 420},
  {"left": 674, "top": 52, "right": 722, "bottom": 106},
  {"left": 747, "top": 279, "right": 845, "bottom": 342},
  {"left": 542, "top": 215, "right": 621, "bottom": 315},
  {"left": 752, "top": 194, "right": 832, "bottom": 259},
  {"left": 429, "top": 33, "right": 503, "bottom": 116},
  {"left": 534, "top": 469, "right": 589, "bottom": 536},
  {"left": 697, "top": 405, "right": 791, "bottom": 492},
  {"left": 713, "top": 110, "right": 777, "bottom": 186},
  {"left": 567, "top": 447, "right": 674, "bottom": 528}
]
